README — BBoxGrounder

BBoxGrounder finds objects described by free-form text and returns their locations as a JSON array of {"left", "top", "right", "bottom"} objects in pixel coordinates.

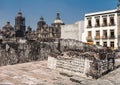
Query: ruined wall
[
  {"left": 0, "top": 38, "right": 93, "bottom": 66},
  {"left": 59, "top": 39, "right": 98, "bottom": 52},
  {"left": 56, "top": 58, "right": 91, "bottom": 77},
  {"left": 0, "top": 40, "right": 58, "bottom": 66},
  {"left": 48, "top": 51, "right": 93, "bottom": 77},
  {"left": 48, "top": 50, "right": 116, "bottom": 79}
]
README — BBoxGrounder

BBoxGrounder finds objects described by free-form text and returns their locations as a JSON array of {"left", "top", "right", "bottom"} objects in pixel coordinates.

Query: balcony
[
  {"left": 109, "top": 23, "right": 115, "bottom": 26},
  {"left": 102, "top": 23, "right": 107, "bottom": 27},
  {"left": 102, "top": 36, "right": 108, "bottom": 40},
  {"left": 109, "top": 36, "right": 116, "bottom": 39},
  {"left": 95, "top": 24, "right": 100, "bottom": 28},
  {"left": 87, "top": 25, "right": 92, "bottom": 28},
  {"left": 95, "top": 36, "right": 100, "bottom": 40},
  {"left": 86, "top": 36, "right": 93, "bottom": 41}
]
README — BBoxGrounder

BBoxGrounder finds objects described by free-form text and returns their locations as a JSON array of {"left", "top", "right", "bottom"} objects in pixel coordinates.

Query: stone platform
[
  {"left": 0, "top": 61, "right": 76, "bottom": 85},
  {"left": 0, "top": 60, "right": 120, "bottom": 85}
]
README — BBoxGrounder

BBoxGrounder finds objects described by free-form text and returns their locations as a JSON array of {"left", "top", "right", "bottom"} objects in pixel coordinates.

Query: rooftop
[{"left": 85, "top": 9, "right": 117, "bottom": 17}]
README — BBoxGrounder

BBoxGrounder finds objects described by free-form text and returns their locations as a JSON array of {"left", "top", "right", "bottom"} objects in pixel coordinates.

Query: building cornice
[{"left": 85, "top": 9, "right": 117, "bottom": 17}]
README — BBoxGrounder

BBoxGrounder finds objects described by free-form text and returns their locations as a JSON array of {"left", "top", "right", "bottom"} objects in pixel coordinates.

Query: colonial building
[
  {"left": 83, "top": 7, "right": 120, "bottom": 50},
  {"left": 61, "top": 21, "right": 84, "bottom": 41},
  {"left": 14, "top": 11, "right": 26, "bottom": 37}
]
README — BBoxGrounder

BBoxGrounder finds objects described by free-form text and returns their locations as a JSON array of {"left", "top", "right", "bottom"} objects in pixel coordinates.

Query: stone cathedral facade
[
  {"left": 0, "top": 11, "right": 64, "bottom": 41},
  {"left": 14, "top": 11, "right": 26, "bottom": 37},
  {"left": 37, "top": 13, "right": 65, "bottom": 41}
]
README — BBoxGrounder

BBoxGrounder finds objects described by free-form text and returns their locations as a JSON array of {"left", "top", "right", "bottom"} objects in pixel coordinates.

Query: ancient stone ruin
[
  {"left": 0, "top": 38, "right": 119, "bottom": 79},
  {"left": 0, "top": 38, "right": 59, "bottom": 66},
  {"left": 48, "top": 51, "right": 115, "bottom": 79},
  {"left": 48, "top": 39, "right": 118, "bottom": 79}
]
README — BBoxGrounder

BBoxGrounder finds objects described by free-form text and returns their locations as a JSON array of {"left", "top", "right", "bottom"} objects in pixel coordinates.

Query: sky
[{"left": 0, "top": 0, "right": 118, "bottom": 30}]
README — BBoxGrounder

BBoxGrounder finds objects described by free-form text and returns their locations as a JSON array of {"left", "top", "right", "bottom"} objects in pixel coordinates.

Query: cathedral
[
  {"left": 37, "top": 16, "right": 52, "bottom": 39},
  {"left": 1, "top": 11, "right": 64, "bottom": 41},
  {"left": 1, "top": 21, "right": 15, "bottom": 38},
  {"left": 37, "top": 13, "right": 65, "bottom": 41}
]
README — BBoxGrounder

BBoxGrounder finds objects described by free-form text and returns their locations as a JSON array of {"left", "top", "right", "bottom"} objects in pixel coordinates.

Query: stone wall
[
  {"left": 59, "top": 39, "right": 95, "bottom": 52},
  {"left": 48, "top": 50, "right": 116, "bottom": 79},
  {"left": 0, "top": 38, "right": 93, "bottom": 66},
  {"left": 48, "top": 51, "right": 93, "bottom": 77},
  {"left": 0, "top": 40, "right": 58, "bottom": 66},
  {"left": 56, "top": 58, "right": 91, "bottom": 77}
]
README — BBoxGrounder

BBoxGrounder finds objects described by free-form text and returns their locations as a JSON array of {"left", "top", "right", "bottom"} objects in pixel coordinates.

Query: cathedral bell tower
[
  {"left": 15, "top": 11, "right": 26, "bottom": 37},
  {"left": 51, "top": 13, "right": 65, "bottom": 38},
  {"left": 52, "top": 13, "right": 64, "bottom": 27}
]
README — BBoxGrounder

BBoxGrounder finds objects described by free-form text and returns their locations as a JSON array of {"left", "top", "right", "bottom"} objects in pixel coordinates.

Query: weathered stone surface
[
  {"left": 0, "top": 40, "right": 59, "bottom": 66},
  {"left": 0, "top": 60, "right": 120, "bottom": 85},
  {"left": 0, "top": 38, "right": 112, "bottom": 67},
  {"left": 0, "top": 61, "right": 76, "bottom": 85},
  {"left": 90, "top": 67, "right": 120, "bottom": 85}
]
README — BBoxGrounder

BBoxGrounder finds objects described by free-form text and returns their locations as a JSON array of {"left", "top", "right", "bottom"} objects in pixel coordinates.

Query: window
[
  {"left": 110, "top": 30, "right": 115, "bottom": 39},
  {"left": 96, "top": 31, "right": 100, "bottom": 36},
  {"left": 109, "top": 17, "right": 115, "bottom": 26},
  {"left": 95, "top": 19, "right": 100, "bottom": 27},
  {"left": 95, "top": 31, "right": 100, "bottom": 39},
  {"left": 88, "top": 31, "right": 92, "bottom": 37},
  {"left": 110, "top": 42, "right": 114, "bottom": 50},
  {"left": 102, "top": 18, "right": 107, "bottom": 26},
  {"left": 87, "top": 20, "right": 92, "bottom": 28},
  {"left": 87, "top": 31, "right": 92, "bottom": 40},
  {"left": 96, "top": 42, "right": 100, "bottom": 45},
  {"left": 103, "top": 42, "right": 107, "bottom": 47},
  {"left": 103, "top": 30, "right": 107, "bottom": 39}
]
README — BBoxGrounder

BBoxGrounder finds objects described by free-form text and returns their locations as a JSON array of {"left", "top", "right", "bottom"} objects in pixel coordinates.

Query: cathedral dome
[
  {"left": 37, "top": 16, "right": 46, "bottom": 26},
  {"left": 54, "top": 19, "right": 63, "bottom": 24},
  {"left": 2, "top": 22, "right": 14, "bottom": 30},
  {"left": 53, "top": 13, "right": 64, "bottom": 24},
  {"left": 2, "top": 21, "right": 14, "bottom": 38}
]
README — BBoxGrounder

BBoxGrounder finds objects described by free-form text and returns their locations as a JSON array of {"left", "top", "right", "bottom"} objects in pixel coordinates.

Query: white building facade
[
  {"left": 61, "top": 21, "right": 84, "bottom": 41},
  {"left": 83, "top": 9, "right": 120, "bottom": 50}
]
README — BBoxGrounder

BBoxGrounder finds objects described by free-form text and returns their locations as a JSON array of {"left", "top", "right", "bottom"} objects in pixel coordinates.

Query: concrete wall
[{"left": 61, "top": 21, "right": 84, "bottom": 41}]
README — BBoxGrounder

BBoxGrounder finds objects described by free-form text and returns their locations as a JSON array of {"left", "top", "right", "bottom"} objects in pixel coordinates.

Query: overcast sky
[{"left": 0, "top": 0, "right": 118, "bottom": 30}]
